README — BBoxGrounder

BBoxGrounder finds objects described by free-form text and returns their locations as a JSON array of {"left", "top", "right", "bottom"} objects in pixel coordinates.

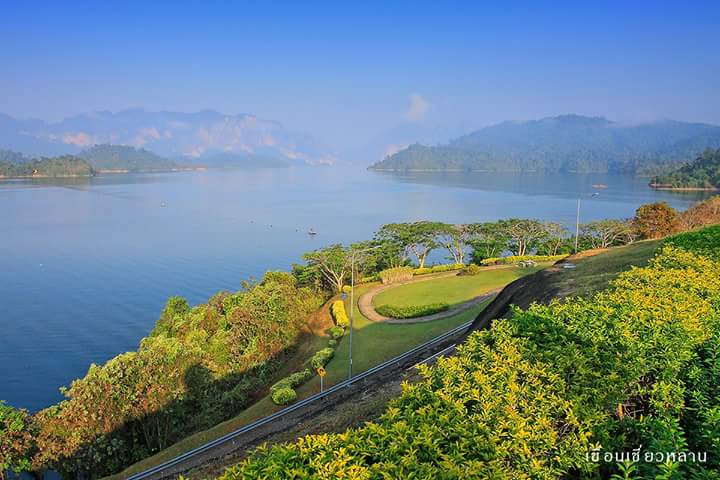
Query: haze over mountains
[
  {"left": 0, "top": 109, "right": 335, "bottom": 166},
  {"left": 370, "top": 115, "right": 720, "bottom": 174}
]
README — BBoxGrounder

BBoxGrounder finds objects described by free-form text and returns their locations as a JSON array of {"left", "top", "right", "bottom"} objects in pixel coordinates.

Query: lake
[{"left": 0, "top": 166, "right": 711, "bottom": 411}]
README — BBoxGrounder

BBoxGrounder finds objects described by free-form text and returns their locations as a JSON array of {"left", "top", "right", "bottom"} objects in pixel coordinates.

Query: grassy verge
[
  {"left": 373, "top": 264, "right": 547, "bottom": 308},
  {"left": 553, "top": 239, "right": 661, "bottom": 297}
]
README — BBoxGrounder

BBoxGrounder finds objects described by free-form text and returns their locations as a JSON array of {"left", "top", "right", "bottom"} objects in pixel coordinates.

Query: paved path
[{"left": 357, "top": 271, "right": 501, "bottom": 324}]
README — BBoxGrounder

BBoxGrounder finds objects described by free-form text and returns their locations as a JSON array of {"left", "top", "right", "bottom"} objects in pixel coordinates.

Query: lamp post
[
  {"left": 575, "top": 192, "right": 600, "bottom": 253},
  {"left": 344, "top": 246, "right": 378, "bottom": 382}
]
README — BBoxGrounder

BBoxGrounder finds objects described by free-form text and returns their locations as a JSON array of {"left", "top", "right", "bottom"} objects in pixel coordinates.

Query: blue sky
[{"left": 2, "top": 1, "right": 719, "bottom": 149}]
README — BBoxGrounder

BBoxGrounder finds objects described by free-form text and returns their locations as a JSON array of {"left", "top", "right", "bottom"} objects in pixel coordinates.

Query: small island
[{"left": 650, "top": 148, "right": 720, "bottom": 191}]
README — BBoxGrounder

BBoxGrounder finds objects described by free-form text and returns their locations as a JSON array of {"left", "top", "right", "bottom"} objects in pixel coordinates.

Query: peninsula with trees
[{"left": 650, "top": 148, "right": 720, "bottom": 190}]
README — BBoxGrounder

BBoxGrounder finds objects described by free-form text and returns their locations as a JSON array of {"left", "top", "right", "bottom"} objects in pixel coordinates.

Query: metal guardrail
[{"left": 127, "top": 320, "right": 472, "bottom": 479}]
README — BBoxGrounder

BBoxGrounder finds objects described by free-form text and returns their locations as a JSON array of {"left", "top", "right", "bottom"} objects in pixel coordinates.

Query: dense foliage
[
  {"left": 369, "top": 115, "right": 720, "bottom": 174},
  {"left": 375, "top": 302, "right": 450, "bottom": 319},
  {"left": 0, "top": 401, "right": 35, "bottom": 479},
  {"left": 221, "top": 226, "right": 720, "bottom": 479},
  {"left": 652, "top": 148, "right": 720, "bottom": 189},
  {"left": 665, "top": 224, "right": 720, "bottom": 260},
  {"left": 330, "top": 300, "right": 349, "bottom": 328},
  {"left": 23, "top": 271, "right": 322, "bottom": 477},
  {"left": 0, "top": 152, "right": 93, "bottom": 177},
  {"left": 78, "top": 144, "right": 177, "bottom": 172}
]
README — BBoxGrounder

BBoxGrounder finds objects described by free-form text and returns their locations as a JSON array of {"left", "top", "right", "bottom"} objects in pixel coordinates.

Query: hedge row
[
  {"left": 412, "top": 263, "right": 464, "bottom": 275},
  {"left": 480, "top": 254, "right": 567, "bottom": 265},
  {"left": 270, "top": 301, "right": 348, "bottom": 406},
  {"left": 375, "top": 302, "right": 450, "bottom": 319},
  {"left": 220, "top": 228, "right": 720, "bottom": 478}
]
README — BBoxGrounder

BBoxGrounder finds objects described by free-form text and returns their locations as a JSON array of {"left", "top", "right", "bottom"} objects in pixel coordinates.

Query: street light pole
[
  {"left": 348, "top": 250, "right": 355, "bottom": 382},
  {"left": 346, "top": 245, "right": 378, "bottom": 382},
  {"left": 575, "top": 192, "right": 599, "bottom": 254}
]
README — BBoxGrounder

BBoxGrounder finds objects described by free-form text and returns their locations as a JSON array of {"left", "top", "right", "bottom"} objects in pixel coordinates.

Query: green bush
[
  {"left": 378, "top": 266, "right": 414, "bottom": 284},
  {"left": 270, "top": 368, "right": 313, "bottom": 395},
  {"left": 328, "top": 325, "right": 345, "bottom": 340},
  {"left": 375, "top": 303, "right": 450, "bottom": 319},
  {"left": 309, "top": 347, "right": 335, "bottom": 370},
  {"left": 330, "top": 300, "right": 349, "bottom": 327},
  {"left": 271, "top": 387, "right": 297, "bottom": 406},
  {"left": 460, "top": 264, "right": 482, "bottom": 276},
  {"left": 480, "top": 254, "right": 567, "bottom": 265},
  {"left": 328, "top": 339, "right": 337, "bottom": 348}
]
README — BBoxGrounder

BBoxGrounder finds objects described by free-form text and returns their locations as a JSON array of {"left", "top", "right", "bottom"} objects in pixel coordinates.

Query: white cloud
[{"left": 405, "top": 93, "right": 431, "bottom": 122}]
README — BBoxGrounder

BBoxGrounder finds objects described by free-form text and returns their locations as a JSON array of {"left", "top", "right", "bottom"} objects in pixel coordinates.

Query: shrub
[
  {"left": 309, "top": 348, "right": 335, "bottom": 370},
  {"left": 480, "top": 254, "right": 567, "bottom": 265},
  {"left": 460, "top": 264, "right": 482, "bottom": 276},
  {"left": 328, "top": 325, "right": 345, "bottom": 340},
  {"left": 328, "top": 339, "right": 337, "bottom": 348},
  {"left": 375, "top": 303, "right": 449, "bottom": 319},
  {"left": 270, "top": 368, "right": 313, "bottom": 397},
  {"left": 378, "top": 266, "right": 414, "bottom": 284},
  {"left": 271, "top": 387, "right": 297, "bottom": 406},
  {"left": 341, "top": 285, "right": 352, "bottom": 294},
  {"left": 330, "top": 300, "right": 349, "bottom": 327},
  {"left": 358, "top": 275, "right": 378, "bottom": 284}
]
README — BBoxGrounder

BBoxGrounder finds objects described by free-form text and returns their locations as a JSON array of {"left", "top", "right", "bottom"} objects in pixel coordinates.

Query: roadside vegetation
[
  {"left": 220, "top": 224, "right": 720, "bottom": 479},
  {"left": 2, "top": 196, "right": 719, "bottom": 479}
]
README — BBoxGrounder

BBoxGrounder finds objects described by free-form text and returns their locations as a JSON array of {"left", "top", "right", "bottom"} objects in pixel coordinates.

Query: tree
[
  {"left": 0, "top": 401, "right": 35, "bottom": 480},
  {"left": 634, "top": 202, "right": 680, "bottom": 239},
  {"left": 504, "top": 219, "right": 547, "bottom": 256},
  {"left": 374, "top": 221, "right": 441, "bottom": 268},
  {"left": 434, "top": 223, "right": 469, "bottom": 265},
  {"left": 302, "top": 244, "right": 353, "bottom": 293},
  {"left": 580, "top": 219, "right": 634, "bottom": 249},
  {"left": 466, "top": 222, "right": 511, "bottom": 263},
  {"left": 680, "top": 195, "right": 720, "bottom": 230},
  {"left": 541, "top": 222, "right": 568, "bottom": 255}
]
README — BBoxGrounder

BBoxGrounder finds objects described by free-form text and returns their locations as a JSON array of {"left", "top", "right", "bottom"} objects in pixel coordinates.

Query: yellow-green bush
[
  {"left": 412, "top": 263, "right": 464, "bottom": 275},
  {"left": 220, "top": 230, "right": 720, "bottom": 479},
  {"left": 480, "top": 254, "right": 567, "bottom": 265},
  {"left": 330, "top": 300, "right": 349, "bottom": 328},
  {"left": 270, "top": 387, "right": 296, "bottom": 406}
]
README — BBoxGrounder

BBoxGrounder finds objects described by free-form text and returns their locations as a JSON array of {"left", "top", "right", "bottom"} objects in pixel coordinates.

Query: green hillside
[{"left": 370, "top": 115, "right": 720, "bottom": 174}]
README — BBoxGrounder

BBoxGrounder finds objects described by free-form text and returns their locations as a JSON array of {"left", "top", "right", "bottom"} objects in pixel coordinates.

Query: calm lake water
[{"left": 0, "top": 167, "right": 711, "bottom": 411}]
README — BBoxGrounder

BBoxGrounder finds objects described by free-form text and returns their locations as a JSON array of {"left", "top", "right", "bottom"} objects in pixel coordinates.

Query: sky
[{"left": 2, "top": 1, "right": 719, "bottom": 151}]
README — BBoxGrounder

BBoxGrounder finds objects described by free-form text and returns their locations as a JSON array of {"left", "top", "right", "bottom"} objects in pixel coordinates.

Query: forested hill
[
  {"left": 651, "top": 148, "right": 720, "bottom": 190},
  {"left": 0, "top": 150, "right": 93, "bottom": 177},
  {"left": 78, "top": 144, "right": 178, "bottom": 172},
  {"left": 369, "top": 115, "right": 720, "bottom": 174}
]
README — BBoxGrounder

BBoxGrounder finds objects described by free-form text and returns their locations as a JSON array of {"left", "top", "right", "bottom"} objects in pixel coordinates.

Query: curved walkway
[{"left": 358, "top": 271, "right": 501, "bottom": 324}]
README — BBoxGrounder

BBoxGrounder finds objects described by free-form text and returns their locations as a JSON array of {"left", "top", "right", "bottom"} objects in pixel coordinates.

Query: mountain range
[
  {"left": 0, "top": 109, "right": 335, "bottom": 166},
  {"left": 370, "top": 115, "right": 720, "bottom": 174}
]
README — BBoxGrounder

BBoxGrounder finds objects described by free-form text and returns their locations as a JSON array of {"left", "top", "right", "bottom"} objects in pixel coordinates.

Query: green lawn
[{"left": 373, "top": 265, "right": 546, "bottom": 308}]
